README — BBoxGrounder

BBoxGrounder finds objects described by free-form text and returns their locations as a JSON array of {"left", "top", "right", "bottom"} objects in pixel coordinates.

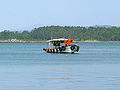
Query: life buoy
[
  {"left": 56, "top": 48, "right": 58, "bottom": 52},
  {"left": 61, "top": 46, "right": 66, "bottom": 51},
  {"left": 53, "top": 49, "right": 55, "bottom": 53},
  {"left": 50, "top": 49, "right": 52, "bottom": 53},
  {"left": 43, "top": 48, "right": 46, "bottom": 51},
  {"left": 58, "top": 47, "right": 62, "bottom": 51},
  {"left": 46, "top": 49, "right": 49, "bottom": 53},
  {"left": 70, "top": 46, "right": 75, "bottom": 50},
  {"left": 76, "top": 46, "right": 79, "bottom": 52}
]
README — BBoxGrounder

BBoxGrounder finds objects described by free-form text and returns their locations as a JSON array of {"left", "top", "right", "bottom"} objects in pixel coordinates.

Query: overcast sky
[{"left": 0, "top": 0, "right": 120, "bottom": 31}]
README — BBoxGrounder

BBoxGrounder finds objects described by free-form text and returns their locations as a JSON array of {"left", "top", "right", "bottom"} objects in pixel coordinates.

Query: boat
[{"left": 43, "top": 38, "right": 80, "bottom": 53}]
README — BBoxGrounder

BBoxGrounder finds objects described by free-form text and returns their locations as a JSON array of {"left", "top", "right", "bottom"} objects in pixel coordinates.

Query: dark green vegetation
[{"left": 0, "top": 26, "right": 120, "bottom": 41}]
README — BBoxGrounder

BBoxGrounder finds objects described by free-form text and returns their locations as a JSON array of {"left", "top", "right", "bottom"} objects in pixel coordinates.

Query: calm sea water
[{"left": 0, "top": 42, "right": 120, "bottom": 90}]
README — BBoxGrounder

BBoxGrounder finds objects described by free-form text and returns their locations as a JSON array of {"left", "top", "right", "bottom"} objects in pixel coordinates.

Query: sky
[{"left": 0, "top": 0, "right": 120, "bottom": 31}]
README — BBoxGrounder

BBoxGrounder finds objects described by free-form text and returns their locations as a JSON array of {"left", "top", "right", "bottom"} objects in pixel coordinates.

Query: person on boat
[{"left": 64, "top": 38, "right": 72, "bottom": 46}]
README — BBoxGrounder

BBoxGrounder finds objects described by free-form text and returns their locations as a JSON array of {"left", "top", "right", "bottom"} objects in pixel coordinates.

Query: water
[{"left": 0, "top": 42, "right": 120, "bottom": 90}]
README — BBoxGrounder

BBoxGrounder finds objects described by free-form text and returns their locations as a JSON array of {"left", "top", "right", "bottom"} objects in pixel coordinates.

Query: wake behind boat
[{"left": 43, "top": 38, "right": 80, "bottom": 53}]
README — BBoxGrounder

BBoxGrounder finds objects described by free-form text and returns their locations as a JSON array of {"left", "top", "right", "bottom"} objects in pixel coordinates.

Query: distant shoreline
[
  {"left": 0, "top": 40, "right": 46, "bottom": 43},
  {"left": 0, "top": 40, "right": 120, "bottom": 43}
]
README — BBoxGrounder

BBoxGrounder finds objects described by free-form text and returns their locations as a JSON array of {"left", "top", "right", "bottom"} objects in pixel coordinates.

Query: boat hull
[{"left": 43, "top": 46, "right": 79, "bottom": 53}]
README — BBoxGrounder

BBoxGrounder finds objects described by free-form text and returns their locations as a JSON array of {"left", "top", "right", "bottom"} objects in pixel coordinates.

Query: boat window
[{"left": 53, "top": 41, "right": 60, "bottom": 46}]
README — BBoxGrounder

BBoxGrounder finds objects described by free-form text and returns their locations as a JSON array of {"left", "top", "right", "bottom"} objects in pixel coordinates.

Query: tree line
[{"left": 0, "top": 26, "right": 120, "bottom": 41}]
